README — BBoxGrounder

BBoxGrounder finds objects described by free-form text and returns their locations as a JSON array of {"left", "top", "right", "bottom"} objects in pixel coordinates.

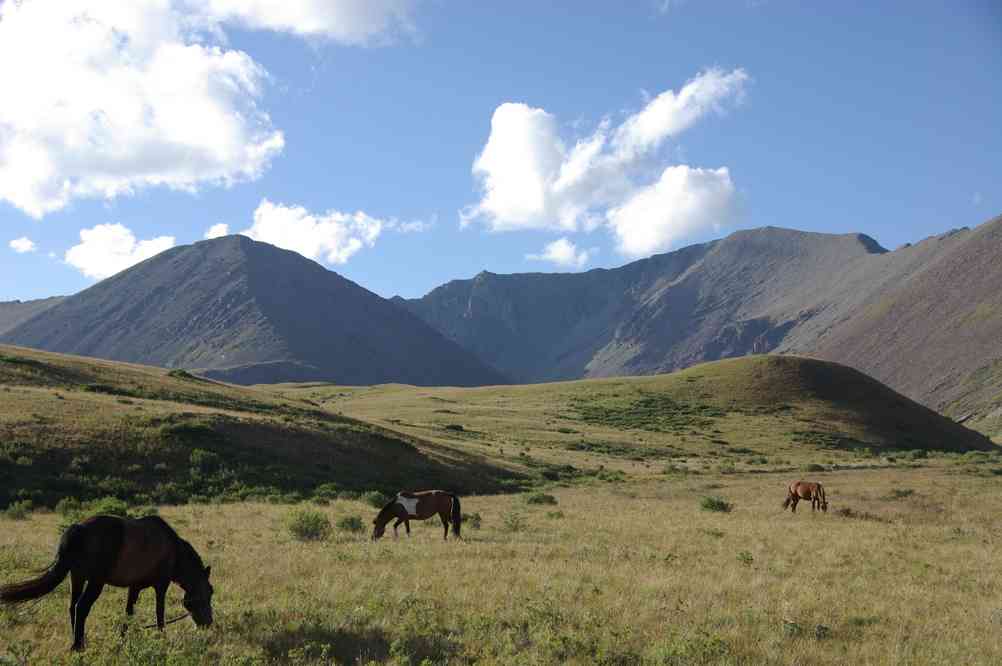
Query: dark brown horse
[
  {"left": 0, "top": 515, "right": 213, "bottom": 651},
  {"left": 372, "top": 490, "right": 462, "bottom": 541},
  {"left": 783, "top": 480, "right": 828, "bottom": 513}
]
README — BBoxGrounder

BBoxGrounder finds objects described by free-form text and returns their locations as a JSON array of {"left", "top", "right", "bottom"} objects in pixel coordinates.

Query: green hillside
[
  {"left": 278, "top": 355, "right": 994, "bottom": 476},
  {"left": 0, "top": 345, "right": 519, "bottom": 510}
]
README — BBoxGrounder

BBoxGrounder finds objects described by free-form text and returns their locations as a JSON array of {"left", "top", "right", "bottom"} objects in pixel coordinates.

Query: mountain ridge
[{"left": 1, "top": 235, "right": 507, "bottom": 387}]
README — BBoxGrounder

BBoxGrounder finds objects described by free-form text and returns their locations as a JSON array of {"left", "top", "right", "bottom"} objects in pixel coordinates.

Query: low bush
[
  {"left": 502, "top": 512, "right": 527, "bottom": 533},
  {"left": 700, "top": 496, "right": 732, "bottom": 513},
  {"left": 336, "top": 515, "right": 365, "bottom": 533},
  {"left": 3, "top": 500, "right": 33, "bottom": 521},
  {"left": 462, "top": 512, "right": 482, "bottom": 529},
  {"left": 805, "top": 463, "right": 826, "bottom": 472},
  {"left": 287, "top": 508, "right": 332, "bottom": 541},
  {"left": 525, "top": 492, "right": 558, "bottom": 505},
  {"left": 362, "top": 491, "right": 391, "bottom": 508}
]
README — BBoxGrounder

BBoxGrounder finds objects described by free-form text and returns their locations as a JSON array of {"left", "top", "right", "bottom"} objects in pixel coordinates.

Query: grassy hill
[
  {"left": 275, "top": 355, "right": 995, "bottom": 480},
  {"left": 2, "top": 347, "right": 993, "bottom": 512},
  {"left": 0, "top": 344, "right": 520, "bottom": 510}
]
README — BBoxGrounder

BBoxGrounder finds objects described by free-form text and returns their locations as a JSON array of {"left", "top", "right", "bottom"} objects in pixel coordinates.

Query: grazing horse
[
  {"left": 372, "top": 490, "right": 462, "bottom": 541},
  {"left": 0, "top": 515, "right": 213, "bottom": 651},
  {"left": 783, "top": 480, "right": 828, "bottom": 513}
]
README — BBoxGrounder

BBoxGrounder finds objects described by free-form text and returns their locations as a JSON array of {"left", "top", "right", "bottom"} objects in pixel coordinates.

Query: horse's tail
[
  {"left": 448, "top": 493, "right": 462, "bottom": 538},
  {"left": 0, "top": 524, "right": 81, "bottom": 605}
]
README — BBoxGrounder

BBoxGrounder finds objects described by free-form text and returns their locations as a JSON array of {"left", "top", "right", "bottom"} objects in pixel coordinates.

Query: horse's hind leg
[
  {"left": 69, "top": 571, "right": 83, "bottom": 635},
  {"left": 440, "top": 512, "right": 449, "bottom": 540},
  {"left": 405, "top": 520, "right": 411, "bottom": 537},
  {"left": 71, "top": 579, "right": 105, "bottom": 651}
]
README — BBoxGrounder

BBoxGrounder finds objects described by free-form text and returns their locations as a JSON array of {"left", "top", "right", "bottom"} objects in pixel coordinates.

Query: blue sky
[{"left": 2, "top": 1, "right": 1000, "bottom": 301}]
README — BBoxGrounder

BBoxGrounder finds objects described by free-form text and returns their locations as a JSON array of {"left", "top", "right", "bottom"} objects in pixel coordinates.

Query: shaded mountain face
[
  {"left": 401, "top": 217, "right": 1002, "bottom": 420},
  {"left": 0, "top": 297, "right": 63, "bottom": 335},
  {"left": 1, "top": 236, "right": 506, "bottom": 386}
]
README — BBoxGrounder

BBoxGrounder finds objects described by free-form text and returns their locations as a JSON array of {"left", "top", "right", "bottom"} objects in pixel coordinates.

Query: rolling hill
[
  {"left": 0, "top": 344, "right": 519, "bottom": 510},
  {"left": 1, "top": 235, "right": 506, "bottom": 387},
  {"left": 0, "top": 296, "right": 64, "bottom": 335},
  {"left": 278, "top": 355, "right": 995, "bottom": 481}
]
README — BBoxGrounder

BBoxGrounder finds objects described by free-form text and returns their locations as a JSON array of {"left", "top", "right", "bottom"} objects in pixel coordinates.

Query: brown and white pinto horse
[
  {"left": 0, "top": 515, "right": 213, "bottom": 651},
  {"left": 372, "top": 490, "right": 462, "bottom": 541},
  {"left": 783, "top": 481, "right": 828, "bottom": 513}
]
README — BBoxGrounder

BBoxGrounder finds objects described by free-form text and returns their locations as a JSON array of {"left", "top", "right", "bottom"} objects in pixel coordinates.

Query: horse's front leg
[
  {"left": 393, "top": 518, "right": 403, "bottom": 538},
  {"left": 154, "top": 581, "right": 169, "bottom": 631},
  {"left": 121, "top": 586, "right": 141, "bottom": 636}
]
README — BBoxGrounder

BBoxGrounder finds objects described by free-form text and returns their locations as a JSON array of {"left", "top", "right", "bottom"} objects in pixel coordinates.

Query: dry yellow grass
[{"left": 2, "top": 465, "right": 1001, "bottom": 664}]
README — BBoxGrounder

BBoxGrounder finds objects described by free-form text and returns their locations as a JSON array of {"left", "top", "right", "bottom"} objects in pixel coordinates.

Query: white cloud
[
  {"left": 65, "top": 224, "right": 175, "bottom": 279},
  {"left": 463, "top": 68, "right": 747, "bottom": 257},
  {"left": 204, "top": 223, "right": 230, "bottom": 239},
  {"left": 241, "top": 198, "right": 383, "bottom": 264},
  {"left": 193, "top": 0, "right": 415, "bottom": 44},
  {"left": 607, "top": 166, "right": 736, "bottom": 258},
  {"left": 9, "top": 237, "right": 37, "bottom": 254},
  {"left": 0, "top": 1, "right": 416, "bottom": 219},
  {"left": 526, "top": 238, "right": 593, "bottom": 269}
]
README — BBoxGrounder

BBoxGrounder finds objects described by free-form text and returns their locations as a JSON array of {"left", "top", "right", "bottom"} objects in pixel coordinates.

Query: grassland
[
  {"left": 3, "top": 467, "right": 1002, "bottom": 664},
  {"left": 3, "top": 347, "right": 1001, "bottom": 663}
]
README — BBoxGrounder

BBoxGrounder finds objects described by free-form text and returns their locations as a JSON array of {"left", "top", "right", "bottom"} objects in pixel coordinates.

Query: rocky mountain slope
[
  {"left": 1, "top": 236, "right": 506, "bottom": 386},
  {"left": 401, "top": 216, "right": 1002, "bottom": 422}
]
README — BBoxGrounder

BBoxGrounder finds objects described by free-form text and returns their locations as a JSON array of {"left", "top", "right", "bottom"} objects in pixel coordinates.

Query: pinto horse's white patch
[{"left": 396, "top": 495, "right": 419, "bottom": 517}]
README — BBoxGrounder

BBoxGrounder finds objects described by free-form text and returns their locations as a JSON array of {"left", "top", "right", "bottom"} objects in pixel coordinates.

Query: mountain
[
  {"left": 0, "top": 297, "right": 63, "bottom": 335},
  {"left": 1, "top": 236, "right": 506, "bottom": 386},
  {"left": 400, "top": 216, "right": 1002, "bottom": 423}
]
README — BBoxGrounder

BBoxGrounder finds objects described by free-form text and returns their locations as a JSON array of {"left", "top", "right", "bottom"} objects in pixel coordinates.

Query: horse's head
[
  {"left": 176, "top": 540, "right": 214, "bottom": 627},
  {"left": 181, "top": 565, "right": 214, "bottom": 627},
  {"left": 371, "top": 519, "right": 386, "bottom": 541}
]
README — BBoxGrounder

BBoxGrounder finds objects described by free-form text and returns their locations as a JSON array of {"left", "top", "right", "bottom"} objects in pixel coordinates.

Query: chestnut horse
[
  {"left": 782, "top": 480, "right": 828, "bottom": 513},
  {"left": 0, "top": 515, "right": 213, "bottom": 651},
  {"left": 372, "top": 490, "right": 461, "bottom": 541}
]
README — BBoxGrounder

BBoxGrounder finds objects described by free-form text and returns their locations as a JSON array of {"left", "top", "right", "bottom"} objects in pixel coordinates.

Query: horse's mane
[
  {"left": 378, "top": 494, "right": 401, "bottom": 515},
  {"left": 141, "top": 516, "right": 203, "bottom": 567}
]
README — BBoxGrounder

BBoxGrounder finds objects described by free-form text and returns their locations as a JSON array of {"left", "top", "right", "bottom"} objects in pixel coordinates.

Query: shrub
[
  {"left": 3, "top": 500, "right": 33, "bottom": 521},
  {"left": 89, "top": 496, "right": 129, "bottom": 517},
  {"left": 736, "top": 550, "right": 754, "bottom": 566},
  {"left": 700, "top": 496, "right": 732, "bottom": 513},
  {"left": 545, "top": 511, "right": 565, "bottom": 520},
  {"left": 189, "top": 449, "right": 221, "bottom": 473},
  {"left": 362, "top": 491, "right": 390, "bottom": 508},
  {"left": 885, "top": 488, "right": 914, "bottom": 500},
  {"left": 288, "top": 508, "right": 332, "bottom": 541},
  {"left": 462, "top": 512, "right": 482, "bottom": 529},
  {"left": 443, "top": 424, "right": 465, "bottom": 432},
  {"left": 805, "top": 463, "right": 826, "bottom": 472},
  {"left": 313, "top": 482, "right": 340, "bottom": 500},
  {"left": 502, "top": 512, "right": 527, "bottom": 533},
  {"left": 525, "top": 492, "right": 558, "bottom": 505},
  {"left": 336, "top": 515, "right": 365, "bottom": 533},
  {"left": 55, "top": 497, "right": 82, "bottom": 517}
]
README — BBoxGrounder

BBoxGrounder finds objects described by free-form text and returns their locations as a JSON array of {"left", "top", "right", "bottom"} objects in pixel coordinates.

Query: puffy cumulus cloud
[
  {"left": 65, "top": 224, "right": 175, "bottom": 279},
  {"left": 0, "top": 0, "right": 416, "bottom": 219},
  {"left": 464, "top": 68, "right": 747, "bottom": 256},
  {"left": 526, "top": 238, "right": 594, "bottom": 269},
  {"left": 608, "top": 166, "right": 736, "bottom": 258},
  {"left": 192, "top": 0, "right": 415, "bottom": 43},
  {"left": 204, "top": 223, "right": 230, "bottom": 239},
  {"left": 9, "top": 237, "right": 37, "bottom": 254},
  {"left": 241, "top": 199, "right": 384, "bottom": 264}
]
